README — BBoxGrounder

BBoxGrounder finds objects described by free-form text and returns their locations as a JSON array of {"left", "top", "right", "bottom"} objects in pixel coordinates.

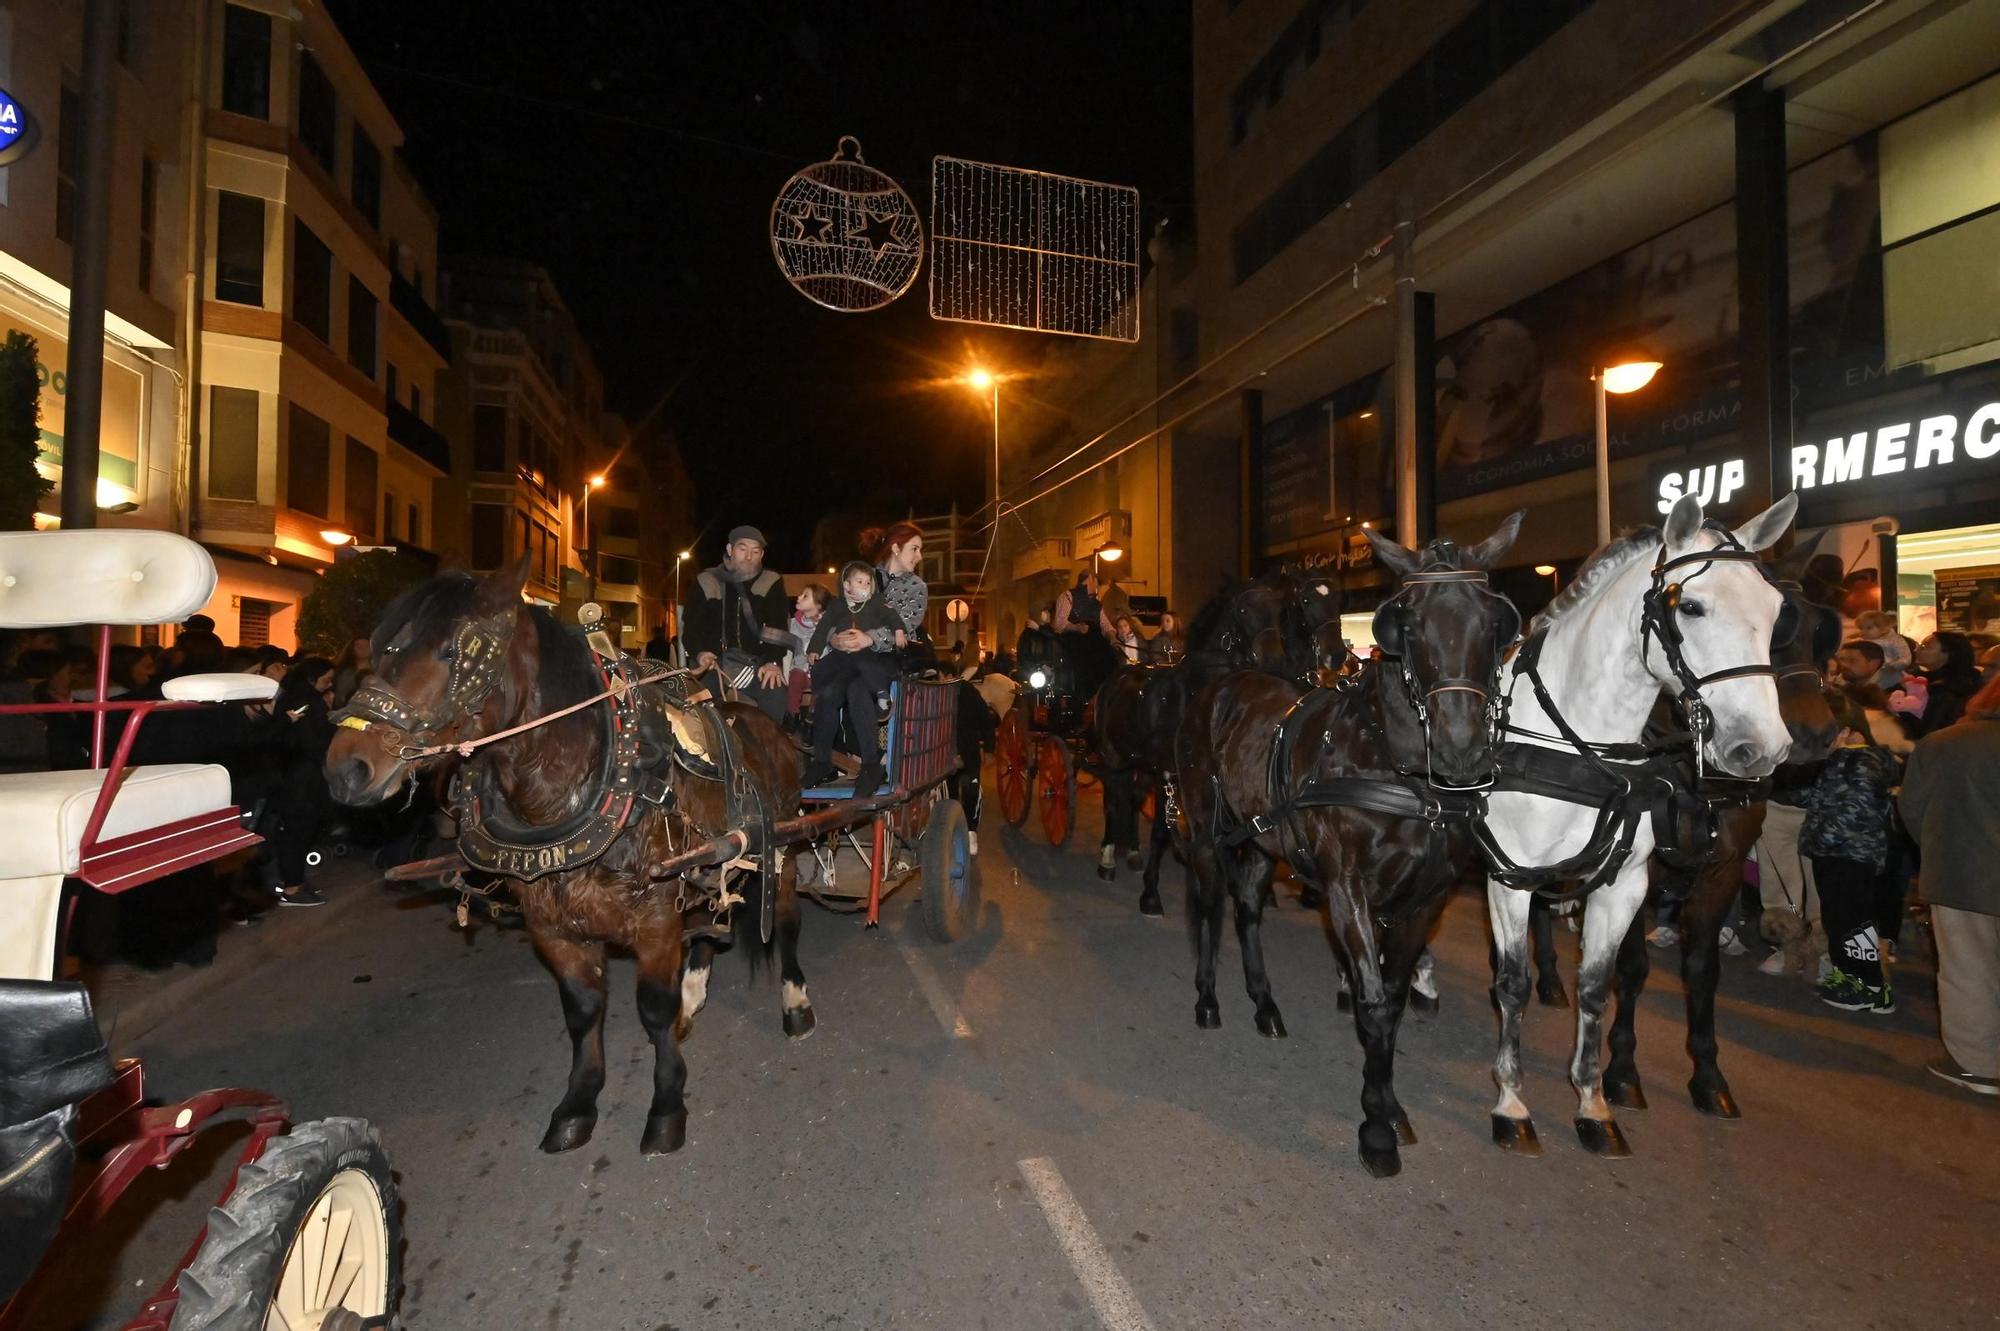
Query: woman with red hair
[{"left": 861, "top": 522, "right": 928, "bottom": 648}]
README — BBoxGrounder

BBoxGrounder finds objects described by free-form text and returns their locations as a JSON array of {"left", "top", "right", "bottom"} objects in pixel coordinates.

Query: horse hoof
[
  {"left": 1574, "top": 1117, "right": 1632, "bottom": 1158},
  {"left": 1360, "top": 1145, "right": 1402, "bottom": 1179},
  {"left": 1097, "top": 865, "right": 1116, "bottom": 881},
  {"left": 1536, "top": 980, "right": 1569, "bottom": 1008},
  {"left": 1409, "top": 991, "right": 1439, "bottom": 1018},
  {"left": 1254, "top": 1007, "right": 1288, "bottom": 1039},
  {"left": 1490, "top": 1115, "right": 1542, "bottom": 1157},
  {"left": 1336, "top": 990, "right": 1353, "bottom": 1014},
  {"left": 1194, "top": 1000, "right": 1221, "bottom": 1030},
  {"left": 539, "top": 1115, "right": 596, "bottom": 1154},
  {"left": 1691, "top": 1084, "right": 1742, "bottom": 1120},
  {"left": 783, "top": 1005, "right": 817, "bottom": 1041},
  {"left": 1392, "top": 1111, "right": 1418, "bottom": 1146},
  {"left": 1298, "top": 888, "right": 1326, "bottom": 910},
  {"left": 1138, "top": 891, "right": 1164, "bottom": 918},
  {"left": 1126, "top": 852, "right": 1143, "bottom": 870},
  {"left": 641, "top": 1110, "right": 688, "bottom": 1156},
  {"left": 1604, "top": 1078, "right": 1648, "bottom": 1111}
]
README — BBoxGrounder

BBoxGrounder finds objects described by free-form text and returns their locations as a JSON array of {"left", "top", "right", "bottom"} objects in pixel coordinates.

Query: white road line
[
  {"left": 1017, "top": 1157, "right": 1158, "bottom": 1331},
  {"left": 895, "top": 940, "right": 975, "bottom": 1039}
]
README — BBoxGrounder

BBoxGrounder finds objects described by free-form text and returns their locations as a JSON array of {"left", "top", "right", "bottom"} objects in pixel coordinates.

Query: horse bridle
[
  {"left": 1379, "top": 566, "right": 1518, "bottom": 790},
  {"left": 339, "top": 610, "right": 517, "bottom": 763},
  {"left": 1639, "top": 523, "right": 1788, "bottom": 744}
]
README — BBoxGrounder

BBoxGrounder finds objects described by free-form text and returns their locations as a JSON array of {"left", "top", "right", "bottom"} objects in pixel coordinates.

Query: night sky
[{"left": 325, "top": 2, "right": 1193, "bottom": 567}]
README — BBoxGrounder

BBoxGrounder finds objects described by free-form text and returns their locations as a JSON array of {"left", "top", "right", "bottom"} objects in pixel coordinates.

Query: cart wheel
[
  {"left": 171, "top": 1118, "right": 399, "bottom": 1331},
  {"left": 1139, "top": 783, "right": 1157, "bottom": 823},
  {"left": 996, "top": 705, "right": 1033, "bottom": 827},
  {"left": 1038, "top": 736, "right": 1076, "bottom": 848},
  {"left": 919, "top": 798, "right": 981, "bottom": 942}
]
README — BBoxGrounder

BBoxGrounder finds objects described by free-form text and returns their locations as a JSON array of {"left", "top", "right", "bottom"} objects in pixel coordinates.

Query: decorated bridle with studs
[
  {"left": 1639, "top": 523, "right": 1788, "bottom": 745},
  {"left": 338, "top": 610, "right": 517, "bottom": 763},
  {"left": 1373, "top": 563, "right": 1520, "bottom": 790}
]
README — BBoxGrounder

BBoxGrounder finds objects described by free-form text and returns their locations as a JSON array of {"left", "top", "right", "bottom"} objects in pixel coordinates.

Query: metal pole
[
  {"left": 1594, "top": 371, "right": 1611, "bottom": 548},
  {"left": 1391, "top": 198, "right": 1420, "bottom": 549},
  {"left": 60, "top": 0, "right": 121, "bottom": 530}
]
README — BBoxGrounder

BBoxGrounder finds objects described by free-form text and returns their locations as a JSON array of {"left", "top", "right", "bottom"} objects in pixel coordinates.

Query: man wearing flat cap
[{"left": 683, "top": 525, "right": 794, "bottom": 717}]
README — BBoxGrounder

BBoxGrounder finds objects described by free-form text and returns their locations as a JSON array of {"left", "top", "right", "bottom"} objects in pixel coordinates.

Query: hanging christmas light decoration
[{"left": 769, "top": 136, "right": 924, "bottom": 312}]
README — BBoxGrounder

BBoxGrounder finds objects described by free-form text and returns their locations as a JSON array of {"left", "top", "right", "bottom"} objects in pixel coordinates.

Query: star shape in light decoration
[
  {"left": 799, "top": 211, "right": 835, "bottom": 243},
  {"left": 855, "top": 207, "right": 912, "bottom": 256}
]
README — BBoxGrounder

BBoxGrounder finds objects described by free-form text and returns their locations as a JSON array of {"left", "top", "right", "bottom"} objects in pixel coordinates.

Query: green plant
[
  {"left": 296, "top": 549, "right": 431, "bottom": 656},
  {"left": 0, "top": 330, "right": 51, "bottom": 530}
]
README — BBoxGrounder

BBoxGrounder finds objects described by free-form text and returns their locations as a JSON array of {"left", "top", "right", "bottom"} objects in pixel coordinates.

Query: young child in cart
[
  {"left": 801, "top": 562, "right": 902, "bottom": 797},
  {"left": 785, "top": 583, "right": 831, "bottom": 721}
]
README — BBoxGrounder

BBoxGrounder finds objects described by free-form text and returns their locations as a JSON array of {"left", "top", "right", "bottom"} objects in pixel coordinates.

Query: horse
[
  {"left": 1178, "top": 513, "right": 1524, "bottom": 1177},
  {"left": 324, "top": 560, "right": 808, "bottom": 1156},
  {"left": 1479, "top": 492, "right": 1797, "bottom": 1159},
  {"left": 1095, "top": 563, "right": 1341, "bottom": 916}
]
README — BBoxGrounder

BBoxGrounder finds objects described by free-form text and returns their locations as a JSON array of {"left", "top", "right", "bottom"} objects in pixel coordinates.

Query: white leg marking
[
  {"left": 1412, "top": 950, "right": 1438, "bottom": 1000},
  {"left": 782, "top": 978, "right": 810, "bottom": 1012},
  {"left": 681, "top": 963, "right": 711, "bottom": 1019},
  {"left": 895, "top": 940, "right": 974, "bottom": 1039},
  {"left": 1017, "top": 1158, "right": 1158, "bottom": 1331}
]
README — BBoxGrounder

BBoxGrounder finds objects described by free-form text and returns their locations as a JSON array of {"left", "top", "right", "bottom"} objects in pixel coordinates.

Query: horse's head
[
  {"left": 1643, "top": 492, "right": 1798, "bottom": 778},
  {"left": 1227, "top": 575, "right": 1293, "bottom": 672},
  {"left": 325, "top": 559, "right": 530, "bottom": 806},
  {"left": 1284, "top": 558, "right": 1345, "bottom": 683},
  {"left": 1768, "top": 528, "right": 1841, "bottom": 763},
  {"left": 1365, "top": 510, "right": 1525, "bottom": 787}
]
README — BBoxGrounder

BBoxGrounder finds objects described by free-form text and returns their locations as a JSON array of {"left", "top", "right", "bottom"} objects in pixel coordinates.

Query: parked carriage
[{"left": 0, "top": 530, "right": 398, "bottom": 1331}]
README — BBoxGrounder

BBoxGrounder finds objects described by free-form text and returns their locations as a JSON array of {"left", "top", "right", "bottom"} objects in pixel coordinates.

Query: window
[
  {"left": 472, "top": 404, "right": 508, "bottom": 471},
  {"left": 385, "top": 362, "right": 399, "bottom": 403},
  {"left": 382, "top": 490, "right": 397, "bottom": 542},
  {"left": 286, "top": 405, "right": 330, "bottom": 517},
  {"left": 600, "top": 556, "right": 639, "bottom": 585},
  {"left": 207, "top": 386, "right": 260, "bottom": 500},
  {"left": 220, "top": 4, "right": 271, "bottom": 119},
  {"left": 410, "top": 385, "right": 422, "bottom": 416},
  {"left": 407, "top": 502, "right": 421, "bottom": 546},
  {"left": 471, "top": 503, "right": 507, "bottom": 570},
  {"left": 346, "top": 274, "right": 377, "bottom": 378},
  {"left": 298, "top": 53, "right": 336, "bottom": 173},
  {"left": 138, "top": 156, "right": 158, "bottom": 293},
  {"left": 292, "top": 219, "right": 332, "bottom": 342},
  {"left": 238, "top": 597, "right": 277, "bottom": 647},
  {"left": 57, "top": 85, "right": 78, "bottom": 243},
  {"left": 344, "top": 437, "right": 378, "bottom": 541},
  {"left": 214, "top": 191, "right": 264, "bottom": 304},
  {"left": 606, "top": 507, "right": 639, "bottom": 539},
  {"left": 350, "top": 128, "right": 381, "bottom": 230}
]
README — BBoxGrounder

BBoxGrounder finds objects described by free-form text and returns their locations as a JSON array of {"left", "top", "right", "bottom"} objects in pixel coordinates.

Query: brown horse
[{"left": 324, "top": 560, "right": 806, "bottom": 1156}]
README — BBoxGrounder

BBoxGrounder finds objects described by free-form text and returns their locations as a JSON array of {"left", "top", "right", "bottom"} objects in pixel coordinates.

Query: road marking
[
  {"left": 895, "top": 940, "right": 975, "bottom": 1039},
  {"left": 1017, "top": 1157, "right": 1157, "bottom": 1331}
]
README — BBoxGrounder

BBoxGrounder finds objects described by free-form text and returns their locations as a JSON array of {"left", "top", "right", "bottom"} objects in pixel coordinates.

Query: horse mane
[
  {"left": 1527, "top": 527, "right": 1661, "bottom": 635},
  {"left": 1184, "top": 578, "right": 1244, "bottom": 655},
  {"left": 373, "top": 571, "right": 600, "bottom": 712}
]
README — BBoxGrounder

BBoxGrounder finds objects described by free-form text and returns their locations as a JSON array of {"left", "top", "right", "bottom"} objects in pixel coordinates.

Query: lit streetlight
[
  {"left": 1535, "top": 563, "right": 1559, "bottom": 595},
  {"left": 579, "top": 472, "right": 607, "bottom": 589},
  {"left": 1593, "top": 356, "right": 1664, "bottom": 546},
  {"left": 319, "top": 528, "right": 353, "bottom": 548}
]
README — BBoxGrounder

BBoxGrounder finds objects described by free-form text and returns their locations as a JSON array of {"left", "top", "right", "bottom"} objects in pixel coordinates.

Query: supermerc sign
[{"left": 0, "top": 88, "right": 37, "bottom": 167}]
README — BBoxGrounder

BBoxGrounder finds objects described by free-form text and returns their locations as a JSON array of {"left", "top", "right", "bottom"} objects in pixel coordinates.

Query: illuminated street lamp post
[
  {"left": 1593, "top": 357, "right": 1664, "bottom": 547},
  {"left": 580, "top": 472, "right": 606, "bottom": 589},
  {"left": 964, "top": 365, "right": 1000, "bottom": 535},
  {"left": 673, "top": 549, "right": 690, "bottom": 641}
]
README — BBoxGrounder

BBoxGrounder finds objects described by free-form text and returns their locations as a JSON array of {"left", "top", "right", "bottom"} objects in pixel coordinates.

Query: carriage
[
  {"left": 993, "top": 650, "right": 1093, "bottom": 848},
  {"left": 0, "top": 530, "right": 398, "bottom": 1331}
]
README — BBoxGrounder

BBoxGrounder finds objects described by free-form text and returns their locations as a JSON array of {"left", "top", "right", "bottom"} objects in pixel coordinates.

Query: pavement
[{"left": 34, "top": 770, "right": 2000, "bottom": 1331}]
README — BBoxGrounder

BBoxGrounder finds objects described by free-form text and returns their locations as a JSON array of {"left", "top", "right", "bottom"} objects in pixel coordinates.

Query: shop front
[{"left": 0, "top": 291, "right": 153, "bottom": 517}]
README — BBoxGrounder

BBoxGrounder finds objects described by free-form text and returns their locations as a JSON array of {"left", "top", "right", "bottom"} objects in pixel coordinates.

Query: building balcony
[
  {"left": 387, "top": 399, "right": 451, "bottom": 475},
  {"left": 391, "top": 271, "right": 453, "bottom": 360},
  {"left": 1011, "top": 538, "right": 1072, "bottom": 581}
]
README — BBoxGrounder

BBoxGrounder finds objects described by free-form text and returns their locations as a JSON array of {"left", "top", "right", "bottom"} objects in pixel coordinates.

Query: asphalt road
[{"left": 46, "top": 779, "right": 2000, "bottom": 1330}]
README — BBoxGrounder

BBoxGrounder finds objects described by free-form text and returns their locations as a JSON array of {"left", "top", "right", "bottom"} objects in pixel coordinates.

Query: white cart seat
[{"left": 0, "top": 764, "right": 234, "bottom": 880}]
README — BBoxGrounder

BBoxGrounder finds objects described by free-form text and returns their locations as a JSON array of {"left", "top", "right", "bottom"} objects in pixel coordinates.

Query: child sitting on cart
[{"left": 802, "top": 561, "right": 902, "bottom": 798}]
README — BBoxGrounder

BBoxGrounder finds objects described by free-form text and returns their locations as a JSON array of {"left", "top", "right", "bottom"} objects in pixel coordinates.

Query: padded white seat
[
  {"left": 0, "top": 763, "right": 233, "bottom": 879},
  {"left": 163, "top": 672, "right": 280, "bottom": 703}
]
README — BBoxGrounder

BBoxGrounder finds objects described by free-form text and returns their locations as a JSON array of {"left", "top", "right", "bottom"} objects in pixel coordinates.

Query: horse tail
[{"left": 729, "top": 865, "right": 777, "bottom": 978}]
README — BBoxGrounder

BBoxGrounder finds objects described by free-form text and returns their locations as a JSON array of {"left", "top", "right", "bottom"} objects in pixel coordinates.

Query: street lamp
[
  {"left": 1535, "top": 563, "right": 1559, "bottom": 594},
  {"left": 1593, "top": 355, "right": 1664, "bottom": 546},
  {"left": 671, "top": 549, "right": 690, "bottom": 644},
  {"left": 579, "top": 473, "right": 606, "bottom": 590},
  {"left": 319, "top": 528, "right": 353, "bottom": 547}
]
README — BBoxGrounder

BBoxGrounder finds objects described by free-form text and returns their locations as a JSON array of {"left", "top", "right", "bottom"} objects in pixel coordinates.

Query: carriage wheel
[
  {"left": 171, "top": 1118, "right": 398, "bottom": 1331},
  {"left": 1139, "top": 783, "right": 1157, "bottom": 823},
  {"left": 919, "top": 798, "right": 981, "bottom": 942},
  {"left": 1038, "top": 736, "right": 1076, "bottom": 848},
  {"left": 996, "top": 705, "right": 1033, "bottom": 827}
]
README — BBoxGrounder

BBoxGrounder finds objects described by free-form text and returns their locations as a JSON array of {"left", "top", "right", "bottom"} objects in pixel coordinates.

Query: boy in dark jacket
[
  {"left": 1803, "top": 697, "right": 1902, "bottom": 1014},
  {"left": 803, "top": 561, "right": 902, "bottom": 797}
]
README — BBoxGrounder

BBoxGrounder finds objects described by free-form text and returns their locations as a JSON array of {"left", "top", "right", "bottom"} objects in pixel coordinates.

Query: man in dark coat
[{"left": 682, "top": 525, "right": 793, "bottom": 717}]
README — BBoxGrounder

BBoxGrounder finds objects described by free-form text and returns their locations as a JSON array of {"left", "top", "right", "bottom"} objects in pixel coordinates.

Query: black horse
[
  {"left": 1179, "top": 513, "right": 1523, "bottom": 1177},
  {"left": 1096, "top": 564, "right": 1341, "bottom": 915}
]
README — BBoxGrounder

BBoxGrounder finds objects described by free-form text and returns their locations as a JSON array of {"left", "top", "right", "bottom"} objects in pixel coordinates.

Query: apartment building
[{"left": 576, "top": 428, "right": 695, "bottom": 647}]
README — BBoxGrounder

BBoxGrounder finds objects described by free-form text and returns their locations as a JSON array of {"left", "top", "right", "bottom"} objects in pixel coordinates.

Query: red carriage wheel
[
  {"left": 1037, "top": 735, "right": 1076, "bottom": 848},
  {"left": 996, "top": 704, "right": 1033, "bottom": 827},
  {"left": 1140, "top": 784, "right": 1157, "bottom": 822}
]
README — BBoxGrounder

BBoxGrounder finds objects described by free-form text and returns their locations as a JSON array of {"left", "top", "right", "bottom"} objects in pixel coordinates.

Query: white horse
[{"left": 1480, "top": 491, "right": 1797, "bottom": 1157}]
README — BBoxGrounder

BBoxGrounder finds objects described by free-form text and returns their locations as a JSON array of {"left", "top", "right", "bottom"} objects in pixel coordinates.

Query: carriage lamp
[
  {"left": 320, "top": 528, "right": 354, "bottom": 547},
  {"left": 1029, "top": 668, "right": 1049, "bottom": 690}
]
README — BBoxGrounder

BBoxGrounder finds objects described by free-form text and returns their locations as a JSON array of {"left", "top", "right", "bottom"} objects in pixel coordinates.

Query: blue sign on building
[{"left": 0, "top": 88, "right": 38, "bottom": 167}]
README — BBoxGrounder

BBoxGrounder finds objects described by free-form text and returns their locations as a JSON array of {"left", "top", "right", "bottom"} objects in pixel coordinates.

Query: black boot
[
  {"left": 801, "top": 760, "right": 841, "bottom": 789},
  {"left": 853, "top": 762, "right": 887, "bottom": 799}
]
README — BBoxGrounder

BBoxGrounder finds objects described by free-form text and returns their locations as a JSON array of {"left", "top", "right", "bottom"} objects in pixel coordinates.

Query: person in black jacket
[
  {"left": 681, "top": 526, "right": 794, "bottom": 717},
  {"left": 269, "top": 658, "right": 338, "bottom": 907},
  {"left": 802, "top": 561, "right": 902, "bottom": 797}
]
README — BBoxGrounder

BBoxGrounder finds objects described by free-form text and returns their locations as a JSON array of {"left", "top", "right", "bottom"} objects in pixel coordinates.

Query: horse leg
[
  {"left": 633, "top": 925, "right": 689, "bottom": 1155},
  {"left": 1602, "top": 896, "right": 1652, "bottom": 1110},
  {"left": 1679, "top": 858, "right": 1741, "bottom": 1118},
  {"left": 1531, "top": 896, "right": 1569, "bottom": 1007},
  {"left": 533, "top": 930, "right": 608, "bottom": 1154},
  {"left": 1187, "top": 836, "right": 1227, "bottom": 1029},
  {"left": 1099, "top": 769, "right": 1127, "bottom": 881},
  {"left": 776, "top": 858, "right": 816, "bottom": 1040},
  {"left": 1486, "top": 883, "right": 1541, "bottom": 1155},
  {"left": 1137, "top": 786, "right": 1170, "bottom": 917},
  {"left": 1126, "top": 775, "right": 1146, "bottom": 870},
  {"left": 1571, "top": 870, "right": 1649, "bottom": 1158},
  {"left": 1354, "top": 903, "right": 1445, "bottom": 1177},
  {"left": 676, "top": 936, "right": 714, "bottom": 1042},
  {"left": 1232, "top": 850, "right": 1285, "bottom": 1038}
]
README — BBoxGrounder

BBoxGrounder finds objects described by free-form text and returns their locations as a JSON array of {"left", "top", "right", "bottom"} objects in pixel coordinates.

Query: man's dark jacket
[{"left": 683, "top": 564, "right": 793, "bottom": 666}]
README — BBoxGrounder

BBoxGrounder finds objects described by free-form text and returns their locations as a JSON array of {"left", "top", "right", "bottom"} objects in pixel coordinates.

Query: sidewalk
[{"left": 80, "top": 856, "right": 391, "bottom": 1048}]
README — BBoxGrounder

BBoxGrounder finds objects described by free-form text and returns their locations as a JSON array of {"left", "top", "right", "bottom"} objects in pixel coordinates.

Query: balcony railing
[
  {"left": 387, "top": 400, "right": 452, "bottom": 474},
  {"left": 391, "top": 272, "right": 453, "bottom": 360}
]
